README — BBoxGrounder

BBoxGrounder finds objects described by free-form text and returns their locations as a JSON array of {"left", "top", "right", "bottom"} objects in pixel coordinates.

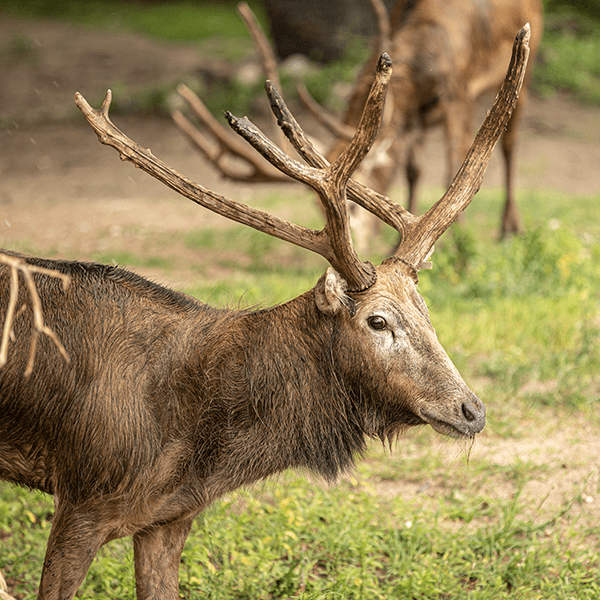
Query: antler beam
[
  {"left": 75, "top": 90, "right": 335, "bottom": 260},
  {"left": 75, "top": 52, "right": 394, "bottom": 291},
  {"left": 393, "top": 24, "right": 531, "bottom": 267}
]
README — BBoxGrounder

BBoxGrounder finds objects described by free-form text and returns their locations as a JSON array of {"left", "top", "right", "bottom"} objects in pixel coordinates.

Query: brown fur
[
  {"left": 337, "top": 0, "right": 543, "bottom": 235},
  {"left": 0, "top": 251, "right": 484, "bottom": 599}
]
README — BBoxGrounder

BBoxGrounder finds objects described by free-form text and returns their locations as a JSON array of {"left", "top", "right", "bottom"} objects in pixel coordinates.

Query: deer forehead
[{"left": 354, "top": 268, "right": 427, "bottom": 321}]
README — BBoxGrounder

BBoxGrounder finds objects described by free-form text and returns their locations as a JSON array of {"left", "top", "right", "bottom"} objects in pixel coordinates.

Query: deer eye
[{"left": 367, "top": 316, "right": 387, "bottom": 331}]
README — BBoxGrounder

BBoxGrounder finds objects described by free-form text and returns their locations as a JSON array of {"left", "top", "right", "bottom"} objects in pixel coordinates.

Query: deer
[
  {"left": 173, "top": 0, "right": 542, "bottom": 244},
  {"left": 0, "top": 26, "right": 530, "bottom": 600},
  {"left": 330, "top": 0, "right": 544, "bottom": 238}
]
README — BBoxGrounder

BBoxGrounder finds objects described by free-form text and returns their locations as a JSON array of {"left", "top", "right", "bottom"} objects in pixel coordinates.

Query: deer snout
[
  {"left": 419, "top": 391, "right": 485, "bottom": 439},
  {"left": 460, "top": 392, "right": 486, "bottom": 435}
]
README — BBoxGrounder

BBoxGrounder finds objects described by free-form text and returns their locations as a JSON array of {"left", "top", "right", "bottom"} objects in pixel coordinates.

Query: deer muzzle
[{"left": 418, "top": 391, "right": 486, "bottom": 439}]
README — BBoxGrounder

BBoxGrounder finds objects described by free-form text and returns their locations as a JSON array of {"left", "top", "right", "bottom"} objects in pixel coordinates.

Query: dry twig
[
  {"left": 0, "top": 253, "right": 70, "bottom": 376},
  {"left": 0, "top": 568, "right": 17, "bottom": 600}
]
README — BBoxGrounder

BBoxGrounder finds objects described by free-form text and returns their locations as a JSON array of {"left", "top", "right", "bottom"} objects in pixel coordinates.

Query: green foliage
[
  {"left": 1, "top": 0, "right": 269, "bottom": 42},
  {"left": 2, "top": 475, "right": 598, "bottom": 599},
  {"left": 535, "top": 0, "right": 600, "bottom": 104}
]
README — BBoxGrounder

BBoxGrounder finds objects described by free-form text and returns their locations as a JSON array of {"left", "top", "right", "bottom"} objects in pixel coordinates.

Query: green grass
[
  {"left": 534, "top": 3, "right": 600, "bottom": 104},
  {"left": 4, "top": 0, "right": 599, "bottom": 115},
  {"left": 1, "top": 472, "right": 598, "bottom": 599},
  {"left": 1, "top": 0, "right": 269, "bottom": 43},
  {"left": 1, "top": 186, "right": 599, "bottom": 598}
]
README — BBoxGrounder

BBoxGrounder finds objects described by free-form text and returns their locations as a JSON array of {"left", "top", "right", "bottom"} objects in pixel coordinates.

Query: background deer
[
  {"left": 0, "top": 27, "right": 530, "bottom": 600},
  {"left": 332, "top": 0, "right": 543, "bottom": 237},
  {"left": 174, "top": 0, "right": 542, "bottom": 244}
]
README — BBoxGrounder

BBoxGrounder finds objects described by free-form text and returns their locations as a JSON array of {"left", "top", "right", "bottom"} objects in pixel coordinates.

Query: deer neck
[{"left": 189, "top": 292, "right": 367, "bottom": 499}]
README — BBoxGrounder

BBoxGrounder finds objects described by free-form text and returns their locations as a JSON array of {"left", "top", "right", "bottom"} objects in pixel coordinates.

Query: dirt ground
[{"left": 1, "top": 16, "right": 600, "bottom": 534}]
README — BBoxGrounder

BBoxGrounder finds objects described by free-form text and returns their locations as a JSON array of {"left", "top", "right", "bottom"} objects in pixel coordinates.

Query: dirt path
[{"left": 1, "top": 15, "right": 600, "bottom": 533}]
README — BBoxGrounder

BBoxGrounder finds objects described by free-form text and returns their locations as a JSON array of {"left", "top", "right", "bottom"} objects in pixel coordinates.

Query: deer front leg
[
  {"left": 133, "top": 516, "right": 195, "bottom": 600},
  {"left": 38, "top": 503, "right": 108, "bottom": 600}
]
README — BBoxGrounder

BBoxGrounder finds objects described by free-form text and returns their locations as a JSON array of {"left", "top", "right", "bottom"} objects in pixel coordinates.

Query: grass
[
  {"left": 1, "top": 186, "right": 599, "bottom": 598},
  {"left": 0, "top": 0, "right": 269, "bottom": 43},
  {"left": 4, "top": 0, "right": 599, "bottom": 117},
  {"left": 534, "top": 3, "right": 600, "bottom": 104}
]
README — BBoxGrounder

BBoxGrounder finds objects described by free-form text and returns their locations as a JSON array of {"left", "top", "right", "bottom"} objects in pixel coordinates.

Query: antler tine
[
  {"left": 75, "top": 90, "right": 337, "bottom": 263},
  {"left": 393, "top": 23, "right": 532, "bottom": 268},
  {"left": 227, "top": 53, "right": 394, "bottom": 290},
  {"left": 173, "top": 84, "right": 289, "bottom": 183},
  {"left": 266, "top": 64, "right": 416, "bottom": 233},
  {"left": 330, "top": 53, "right": 392, "bottom": 188},
  {"left": 318, "top": 51, "right": 393, "bottom": 289}
]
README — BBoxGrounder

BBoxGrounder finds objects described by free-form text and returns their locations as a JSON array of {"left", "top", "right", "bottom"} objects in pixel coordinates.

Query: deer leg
[
  {"left": 406, "top": 133, "right": 424, "bottom": 215},
  {"left": 499, "top": 94, "right": 526, "bottom": 237},
  {"left": 133, "top": 516, "right": 195, "bottom": 600},
  {"left": 443, "top": 98, "right": 473, "bottom": 222},
  {"left": 38, "top": 502, "right": 109, "bottom": 600}
]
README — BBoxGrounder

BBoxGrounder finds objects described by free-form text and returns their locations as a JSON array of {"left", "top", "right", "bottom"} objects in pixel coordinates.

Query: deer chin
[{"left": 418, "top": 406, "right": 486, "bottom": 439}]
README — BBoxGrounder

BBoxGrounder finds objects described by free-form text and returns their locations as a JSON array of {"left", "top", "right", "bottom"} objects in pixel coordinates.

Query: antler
[
  {"left": 0, "top": 253, "right": 70, "bottom": 376},
  {"left": 74, "top": 53, "right": 394, "bottom": 291},
  {"left": 171, "top": 2, "right": 288, "bottom": 184},
  {"left": 268, "top": 24, "right": 531, "bottom": 270},
  {"left": 76, "top": 24, "right": 529, "bottom": 289}
]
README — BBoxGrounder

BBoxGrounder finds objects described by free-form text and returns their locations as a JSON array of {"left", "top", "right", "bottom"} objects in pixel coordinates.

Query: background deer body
[
  {"left": 341, "top": 0, "right": 543, "bottom": 234},
  {"left": 0, "top": 26, "right": 530, "bottom": 599}
]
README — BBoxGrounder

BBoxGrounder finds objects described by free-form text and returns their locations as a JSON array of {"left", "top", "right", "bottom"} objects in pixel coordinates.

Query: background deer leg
[
  {"left": 38, "top": 502, "right": 109, "bottom": 600},
  {"left": 443, "top": 98, "right": 474, "bottom": 223},
  {"left": 499, "top": 93, "right": 527, "bottom": 237},
  {"left": 133, "top": 516, "right": 195, "bottom": 600},
  {"left": 406, "top": 131, "right": 424, "bottom": 215}
]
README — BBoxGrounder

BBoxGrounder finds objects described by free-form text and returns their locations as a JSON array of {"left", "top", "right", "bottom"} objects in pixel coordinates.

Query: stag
[
  {"left": 174, "top": 0, "right": 542, "bottom": 240},
  {"left": 0, "top": 26, "right": 530, "bottom": 600}
]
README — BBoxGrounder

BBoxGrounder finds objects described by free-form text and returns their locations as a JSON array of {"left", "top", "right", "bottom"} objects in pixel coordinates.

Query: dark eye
[{"left": 367, "top": 316, "right": 387, "bottom": 331}]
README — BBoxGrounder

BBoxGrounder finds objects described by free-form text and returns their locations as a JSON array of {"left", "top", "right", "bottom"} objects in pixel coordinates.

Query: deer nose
[
  {"left": 462, "top": 402, "right": 476, "bottom": 422},
  {"left": 461, "top": 394, "right": 486, "bottom": 433}
]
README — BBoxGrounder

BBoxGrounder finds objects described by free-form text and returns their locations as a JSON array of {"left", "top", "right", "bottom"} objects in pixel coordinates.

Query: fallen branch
[{"left": 0, "top": 253, "right": 70, "bottom": 376}]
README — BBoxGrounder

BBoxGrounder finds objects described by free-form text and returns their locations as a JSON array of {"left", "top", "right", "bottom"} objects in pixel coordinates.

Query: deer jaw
[{"left": 317, "top": 262, "right": 485, "bottom": 439}]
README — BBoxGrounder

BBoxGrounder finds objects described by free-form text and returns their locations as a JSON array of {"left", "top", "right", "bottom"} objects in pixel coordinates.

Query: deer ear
[{"left": 315, "top": 267, "right": 355, "bottom": 316}]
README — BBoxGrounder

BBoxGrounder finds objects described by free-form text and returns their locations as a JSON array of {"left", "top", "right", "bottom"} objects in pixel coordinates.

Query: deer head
[{"left": 74, "top": 25, "right": 530, "bottom": 440}]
